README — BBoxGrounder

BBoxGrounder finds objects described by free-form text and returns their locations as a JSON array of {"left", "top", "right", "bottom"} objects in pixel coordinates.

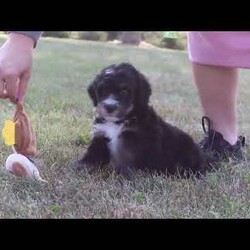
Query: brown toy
[
  {"left": 13, "top": 102, "right": 36, "bottom": 157},
  {"left": 3, "top": 102, "right": 46, "bottom": 182}
]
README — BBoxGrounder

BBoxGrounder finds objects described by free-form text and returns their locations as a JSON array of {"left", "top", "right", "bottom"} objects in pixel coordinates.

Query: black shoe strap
[{"left": 239, "top": 135, "right": 245, "bottom": 147}]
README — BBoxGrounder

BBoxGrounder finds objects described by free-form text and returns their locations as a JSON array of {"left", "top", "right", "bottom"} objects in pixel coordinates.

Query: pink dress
[{"left": 187, "top": 32, "right": 250, "bottom": 68}]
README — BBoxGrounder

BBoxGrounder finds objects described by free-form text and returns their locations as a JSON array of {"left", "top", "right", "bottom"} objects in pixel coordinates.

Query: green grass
[{"left": 1, "top": 35, "right": 250, "bottom": 218}]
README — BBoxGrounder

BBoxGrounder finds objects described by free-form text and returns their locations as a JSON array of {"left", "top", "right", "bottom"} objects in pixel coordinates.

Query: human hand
[{"left": 0, "top": 33, "right": 34, "bottom": 103}]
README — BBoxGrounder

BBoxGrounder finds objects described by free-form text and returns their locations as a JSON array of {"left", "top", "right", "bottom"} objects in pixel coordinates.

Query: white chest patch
[{"left": 92, "top": 122, "right": 123, "bottom": 153}]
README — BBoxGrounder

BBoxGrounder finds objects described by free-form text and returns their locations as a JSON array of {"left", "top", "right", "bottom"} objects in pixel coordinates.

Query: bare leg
[{"left": 192, "top": 63, "right": 239, "bottom": 145}]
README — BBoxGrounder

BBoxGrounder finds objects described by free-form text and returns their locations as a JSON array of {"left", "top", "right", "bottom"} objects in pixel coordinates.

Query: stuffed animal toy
[{"left": 2, "top": 102, "right": 46, "bottom": 182}]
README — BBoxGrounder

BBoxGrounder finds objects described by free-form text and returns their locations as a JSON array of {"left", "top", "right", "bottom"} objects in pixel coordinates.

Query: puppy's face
[{"left": 88, "top": 63, "right": 151, "bottom": 122}]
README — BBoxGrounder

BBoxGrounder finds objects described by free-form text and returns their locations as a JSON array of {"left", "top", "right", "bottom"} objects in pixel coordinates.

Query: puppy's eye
[{"left": 120, "top": 89, "right": 129, "bottom": 96}]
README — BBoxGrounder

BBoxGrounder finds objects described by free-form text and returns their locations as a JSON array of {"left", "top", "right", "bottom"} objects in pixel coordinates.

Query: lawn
[{"left": 0, "top": 35, "right": 250, "bottom": 218}]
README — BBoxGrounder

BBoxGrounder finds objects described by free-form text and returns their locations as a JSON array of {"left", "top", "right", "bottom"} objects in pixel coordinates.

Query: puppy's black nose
[{"left": 104, "top": 103, "right": 118, "bottom": 113}]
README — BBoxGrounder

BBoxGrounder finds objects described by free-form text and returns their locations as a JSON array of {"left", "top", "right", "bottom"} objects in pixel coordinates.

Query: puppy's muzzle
[
  {"left": 103, "top": 103, "right": 119, "bottom": 113},
  {"left": 102, "top": 98, "right": 119, "bottom": 114}
]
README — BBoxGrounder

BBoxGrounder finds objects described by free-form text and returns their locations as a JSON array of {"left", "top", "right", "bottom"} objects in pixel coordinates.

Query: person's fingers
[
  {"left": 0, "top": 71, "right": 30, "bottom": 103},
  {"left": 0, "top": 79, "right": 7, "bottom": 98},
  {"left": 17, "top": 71, "right": 30, "bottom": 103},
  {"left": 0, "top": 66, "right": 7, "bottom": 98},
  {"left": 4, "top": 75, "right": 19, "bottom": 103}
]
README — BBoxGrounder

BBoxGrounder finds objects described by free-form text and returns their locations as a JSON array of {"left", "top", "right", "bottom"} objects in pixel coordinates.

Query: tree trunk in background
[{"left": 120, "top": 32, "right": 143, "bottom": 45}]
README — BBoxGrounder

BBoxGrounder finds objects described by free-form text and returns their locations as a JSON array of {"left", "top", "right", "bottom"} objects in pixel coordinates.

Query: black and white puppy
[{"left": 73, "top": 63, "right": 208, "bottom": 178}]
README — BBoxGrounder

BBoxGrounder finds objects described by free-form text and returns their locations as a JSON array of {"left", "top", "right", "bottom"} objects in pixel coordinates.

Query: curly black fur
[{"left": 73, "top": 63, "right": 209, "bottom": 178}]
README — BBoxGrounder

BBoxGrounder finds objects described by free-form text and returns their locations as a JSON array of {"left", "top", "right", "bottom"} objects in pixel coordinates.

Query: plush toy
[{"left": 2, "top": 102, "right": 47, "bottom": 182}]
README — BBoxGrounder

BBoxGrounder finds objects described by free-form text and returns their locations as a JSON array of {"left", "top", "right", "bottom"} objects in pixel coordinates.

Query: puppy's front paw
[
  {"left": 71, "top": 160, "right": 88, "bottom": 172},
  {"left": 71, "top": 160, "right": 100, "bottom": 174},
  {"left": 116, "top": 166, "right": 134, "bottom": 180}
]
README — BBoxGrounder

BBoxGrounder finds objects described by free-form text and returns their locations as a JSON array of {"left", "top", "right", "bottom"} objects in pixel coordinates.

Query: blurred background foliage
[{"left": 42, "top": 31, "right": 187, "bottom": 50}]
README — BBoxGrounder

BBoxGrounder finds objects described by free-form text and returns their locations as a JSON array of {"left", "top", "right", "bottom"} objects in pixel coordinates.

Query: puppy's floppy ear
[
  {"left": 88, "top": 80, "right": 98, "bottom": 107},
  {"left": 136, "top": 71, "right": 152, "bottom": 109}
]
